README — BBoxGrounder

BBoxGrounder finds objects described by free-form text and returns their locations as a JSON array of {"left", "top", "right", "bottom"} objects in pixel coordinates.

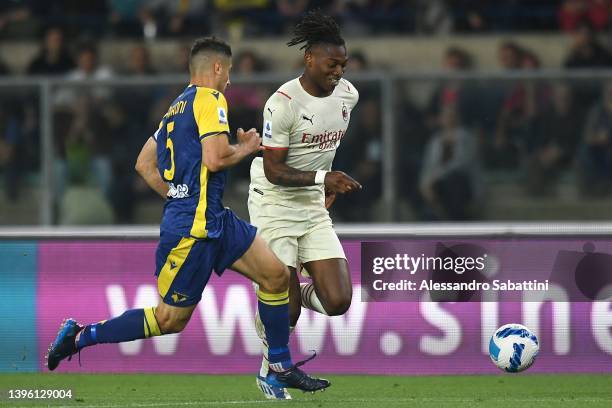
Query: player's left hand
[
  {"left": 325, "top": 189, "right": 336, "bottom": 209},
  {"left": 324, "top": 170, "right": 362, "bottom": 194}
]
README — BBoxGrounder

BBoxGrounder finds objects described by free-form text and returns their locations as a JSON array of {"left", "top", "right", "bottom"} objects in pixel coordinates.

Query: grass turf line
[{"left": 0, "top": 374, "right": 611, "bottom": 407}]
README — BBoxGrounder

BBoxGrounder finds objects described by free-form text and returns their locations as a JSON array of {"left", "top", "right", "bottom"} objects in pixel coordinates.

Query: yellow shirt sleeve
[{"left": 193, "top": 88, "right": 230, "bottom": 140}]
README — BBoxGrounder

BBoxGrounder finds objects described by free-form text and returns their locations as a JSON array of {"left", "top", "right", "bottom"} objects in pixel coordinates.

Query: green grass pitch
[{"left": 1, "top": 374, "right": 611, "bottom": 407}]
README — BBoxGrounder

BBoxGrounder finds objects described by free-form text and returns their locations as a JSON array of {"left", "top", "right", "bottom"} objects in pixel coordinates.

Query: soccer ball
[{"left": 489, "top": 323, "right": 539, "bottom": 373}]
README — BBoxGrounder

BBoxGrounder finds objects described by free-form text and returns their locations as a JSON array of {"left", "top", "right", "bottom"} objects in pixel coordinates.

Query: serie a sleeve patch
[
  {"left": 263, "top": 120, "right": 272, "bottom": 138},
  {"left": 218, "top": 106, "right": 227, "bottom": 124}
]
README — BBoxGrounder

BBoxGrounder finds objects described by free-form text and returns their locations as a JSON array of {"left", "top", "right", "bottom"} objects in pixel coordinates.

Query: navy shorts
[{"left": 155, "top": 208, "right": 257, "bottom": 307}]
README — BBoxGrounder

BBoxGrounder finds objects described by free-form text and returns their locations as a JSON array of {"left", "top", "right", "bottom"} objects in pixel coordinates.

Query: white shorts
[{"left": 247, "top": 190, "right": 346, "bottom": 270}]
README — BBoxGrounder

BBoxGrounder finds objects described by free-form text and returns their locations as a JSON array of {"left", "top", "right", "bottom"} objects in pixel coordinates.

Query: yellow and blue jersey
[{"left": 153, "top": 85, "right": 230, "bottom": 239}]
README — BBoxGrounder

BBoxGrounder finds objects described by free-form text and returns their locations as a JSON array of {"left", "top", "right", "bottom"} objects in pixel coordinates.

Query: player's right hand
[
  {"left": 237, "top": 127, "right": 264, "bottom": 154},
  {"left": 324, "top": 171, "right": 362, "bottom": 194}
]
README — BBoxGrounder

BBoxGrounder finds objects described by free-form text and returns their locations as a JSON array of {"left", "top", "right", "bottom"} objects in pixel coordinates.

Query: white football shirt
[{"left": 250, "top": 77, "right": 359, "bottom": 202}]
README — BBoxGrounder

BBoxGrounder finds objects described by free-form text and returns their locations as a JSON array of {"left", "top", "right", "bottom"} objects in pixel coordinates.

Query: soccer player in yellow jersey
[{"left": 46, "top": 37, "right": 329, "bottom": 395}]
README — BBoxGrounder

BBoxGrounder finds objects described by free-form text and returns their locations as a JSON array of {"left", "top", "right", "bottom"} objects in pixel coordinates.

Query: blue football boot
[
  {"left": 264, "top": 353, "right": 330, "bottom": 394},
  {"left": 46, "top": 318, "right": 82, "bottom": 371}
]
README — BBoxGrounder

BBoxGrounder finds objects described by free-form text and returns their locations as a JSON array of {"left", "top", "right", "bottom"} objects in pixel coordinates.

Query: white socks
[{"left": 300, "top": 283, "right": 329, "bottom": 315}]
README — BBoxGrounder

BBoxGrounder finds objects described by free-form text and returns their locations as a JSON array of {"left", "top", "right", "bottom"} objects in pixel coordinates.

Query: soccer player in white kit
[{"left": 248, "top": 10, "right": 361, "bottom": 399}]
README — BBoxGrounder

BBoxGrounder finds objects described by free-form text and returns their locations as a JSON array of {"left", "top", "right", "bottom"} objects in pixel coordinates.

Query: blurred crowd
[
  {"left": 4, "top": 2, "right": 612, "bottom": 223},
  {"left": 337, "top": 31, "right": 612, "bottom": 222},
  {"left": 3, "top": 1, "right": 612, "bottom": 41},
  {"left": 397, "top": 38, "right": 612, "bottom": 222}
]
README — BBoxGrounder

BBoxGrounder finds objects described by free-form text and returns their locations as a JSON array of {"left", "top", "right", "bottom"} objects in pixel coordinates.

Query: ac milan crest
[{"left": 342, "top": 102, "right": 348, "bottom": 122}]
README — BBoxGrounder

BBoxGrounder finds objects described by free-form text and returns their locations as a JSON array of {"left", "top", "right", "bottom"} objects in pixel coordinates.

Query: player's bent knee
[
  {"left": 258, "top": 263, "right": 289, "bottom": 294},
  {"left": 260, "top": 273, "right": 289, "bottom": 294},
  {"left": 323, "top": 294, "right": 352, "bottom": 316}
]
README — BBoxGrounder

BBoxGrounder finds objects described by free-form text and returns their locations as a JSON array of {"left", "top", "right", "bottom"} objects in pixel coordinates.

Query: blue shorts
[{"left": 155, "top": 208, "right": 257, "bottom": 307}]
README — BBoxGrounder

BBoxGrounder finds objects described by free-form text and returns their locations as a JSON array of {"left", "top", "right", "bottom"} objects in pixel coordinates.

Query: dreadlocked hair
[{"left": 287, "top": 9, "right": 344, "bottom": 50}]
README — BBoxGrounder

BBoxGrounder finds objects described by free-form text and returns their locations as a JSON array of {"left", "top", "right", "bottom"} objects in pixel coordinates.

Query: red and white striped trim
[{"left": 276, "top": 91, "right": 292, "bottom": 100}]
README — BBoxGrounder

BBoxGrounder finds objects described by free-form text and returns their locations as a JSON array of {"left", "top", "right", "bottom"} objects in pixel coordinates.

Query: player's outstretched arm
[
  {"left": 201, "top": 128, "right": 264, "bottom": 172},
  {"left": 264, "top": 149, "right": 361, "bottom": 194},
  {"left": 135, "top": 137, "right": 169, "bottom": 198}
]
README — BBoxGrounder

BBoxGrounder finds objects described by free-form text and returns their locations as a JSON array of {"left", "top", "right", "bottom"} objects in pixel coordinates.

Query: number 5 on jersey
[{"left": 164, "top": 121, "right": 175, "bottom": 181}]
